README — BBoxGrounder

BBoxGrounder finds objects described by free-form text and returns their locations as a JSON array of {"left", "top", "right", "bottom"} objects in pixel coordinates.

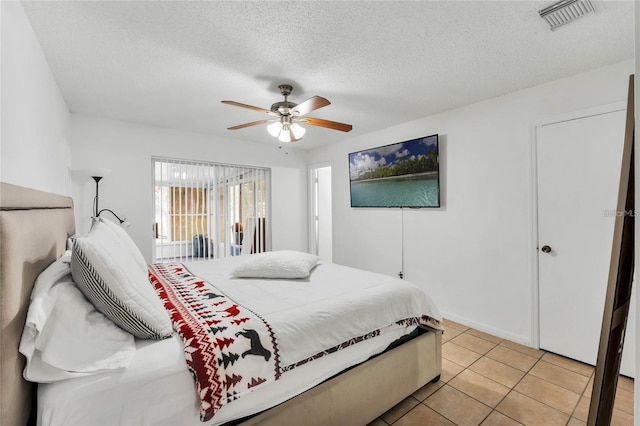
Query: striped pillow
[
  {"left": 70, "top": 222, "right": 172, "bottom": 340},
  {"left": 97, "top": 218, "right": 147, "bottom": 273}
]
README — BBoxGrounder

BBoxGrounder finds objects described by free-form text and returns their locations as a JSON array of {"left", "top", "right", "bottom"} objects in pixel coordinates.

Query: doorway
[
  {"left": 536, "top": 105, "right": 634, "bottom": 377},
  {"left": 309, "top": 164, "right": 333, "bottom": 261}
]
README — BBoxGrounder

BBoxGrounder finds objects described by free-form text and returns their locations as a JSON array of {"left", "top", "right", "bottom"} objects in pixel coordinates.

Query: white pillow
[
  {"left": 97, "top": 218, "right": 147, "bottom": 272},
  {"left": 71, "top": 221, "right": 172, "bottom": 340},
  {"left": 19, "top": 257, "right": 136, "bottom": 383},
  {"left": 231, "top": 250, "right": 320, "bottom": 279},
  {"left": 60, "top": 249, "right": 72, "bottom": 264}
]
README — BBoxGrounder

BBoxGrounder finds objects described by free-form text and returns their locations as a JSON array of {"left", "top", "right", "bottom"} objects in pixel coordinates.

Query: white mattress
[{"left": 38, "top": 257, "right": 441, "bottom": 425}]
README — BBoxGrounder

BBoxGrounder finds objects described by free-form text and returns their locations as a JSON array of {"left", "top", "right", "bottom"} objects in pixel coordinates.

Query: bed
[{"left": 0, "top": 182, "right": 442, "bottom": 426}]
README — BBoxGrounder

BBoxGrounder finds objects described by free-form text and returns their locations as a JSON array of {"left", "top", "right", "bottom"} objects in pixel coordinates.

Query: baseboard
[{"left": 440, "top": 311, "right": 535, "bottom": 348}]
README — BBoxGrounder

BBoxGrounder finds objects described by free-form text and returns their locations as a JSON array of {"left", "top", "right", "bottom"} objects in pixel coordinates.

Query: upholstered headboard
[{"left": 0, "top": 182, "right": 75, "bottom": 426}]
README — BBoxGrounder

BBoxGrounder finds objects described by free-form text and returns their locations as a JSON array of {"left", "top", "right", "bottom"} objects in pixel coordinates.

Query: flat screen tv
[{"left": 348, "top": 134, "right": 440, "bottom": 208}]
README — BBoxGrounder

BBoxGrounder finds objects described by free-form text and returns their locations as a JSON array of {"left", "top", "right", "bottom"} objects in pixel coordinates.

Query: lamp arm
[
  {"left": 92, "top": 176, "right": 102, "bottom": 217},
  {"left": 97, "top": 208, "right": 126, "bottom": 224}
]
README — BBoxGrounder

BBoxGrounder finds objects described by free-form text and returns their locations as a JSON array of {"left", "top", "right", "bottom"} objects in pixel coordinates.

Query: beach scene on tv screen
[{"left": 349, "top": 135, "right": 439, "bottom": 207}]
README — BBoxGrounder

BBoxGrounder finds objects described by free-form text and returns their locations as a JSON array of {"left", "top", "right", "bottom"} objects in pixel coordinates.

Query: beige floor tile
[
  {"left": 588, "top": 375, "right": 634, "bottom": 402},
  {"left": 485, "top": 346, "right": 538, "bottom": 372},
  {"left": 443, "top": 342, "right": 483, "bottom": 367},
  {"left": 378, "top": 326, "right": 634, "bottom": 426},
  {"left": 451, "top": 333, "right": 499, "bottom": 355},
  {"left": 496, "top": 391, "right": 569, "bottom": 426},
  {"left": 614, "top": 387, "right": 634, "bottom": 415},
  {"left": 567, "top": 417, "right": 587, "bottom": 426},
  {"left": 480, "top": 410, "right": 523, "bottom": 426},
  {"left": 449, "top": 369, "right": 511, "bottom": 408},
  {"left": 611, "top": 407, "right": 634, "bottom": 426},
  {"left": 528, "top": 361, "right": 589, "bottom": 394},
  {"left": 468, "top": 357, "right": 525, "bottom": 388},
  {"left": 442, "top": 358, "right": 465, "bottom": 383},
  {"left": 467, "top": 329, "right": 504, "bottom": 344},
  {"left": 567, "top": 402, "right": 635, "bottom": 426},
  {"left": 443, "top": 327, "right": 465, "bottom": 343},
  {"left": 572, "top": 396, "right": 634, "bottom": 425},
  {"left": 499, "top": 340, "right": 544, "bottom": 359},
  {"left": 617, "top": 375, "right": 634, "bottom": 393},
  {"left": 413, "top": 380, "right": 445, "bottom": 401},
  {"left": 540, "top": 352, "right": 593, "bottom": 377},
  {"left": 514, "top": 374, "right": 580, "bottom": 414},
  {"left": 572, "top": 395, "right": 590, "bottom": 422},
  {"left": 393, "top": 404, "right": 456, "bottom": 426},
  {"left": 425, "top": 385, "right": 492, "bottom": 426},
  {"left": 443, "top": 318, "right": 470, "bottom": 332},
  {"left": 583, "top": 374, "right": 594, "bottom": 397},
  {"left": 381, "top": 396, "right": 419, "bottom": 424}
]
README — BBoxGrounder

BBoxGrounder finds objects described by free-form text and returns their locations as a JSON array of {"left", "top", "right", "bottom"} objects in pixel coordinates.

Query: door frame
[
  {"left": 308, "top": 161, "right": 333, "bottom": 259},
  {"left": 530, "top": 101, "right": 627, "bottom": 349}
]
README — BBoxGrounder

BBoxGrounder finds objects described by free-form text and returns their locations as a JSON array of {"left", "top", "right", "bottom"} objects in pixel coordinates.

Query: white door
[
  {"left": 310, "top": 165, "right": 333, "bottom": 261},
  {"left": 537, "top": 108, "right": 635, "bottom": 378}
]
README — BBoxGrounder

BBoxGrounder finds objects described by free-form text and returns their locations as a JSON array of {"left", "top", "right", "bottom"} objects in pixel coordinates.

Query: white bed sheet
[
  {"left": 38, "top": 257, "right": 442, "bottom": 425},
  {"left": 38, "top": 325, "right": 422, "bottom": 425}
]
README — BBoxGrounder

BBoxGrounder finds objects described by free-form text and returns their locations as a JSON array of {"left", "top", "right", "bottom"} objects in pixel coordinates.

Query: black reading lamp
[{"left": 89, "top": 169, "right": 128, "bottom": 225}]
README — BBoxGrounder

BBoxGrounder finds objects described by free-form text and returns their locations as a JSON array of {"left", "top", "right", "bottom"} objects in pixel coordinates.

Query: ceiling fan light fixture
[
  {"left": 290, "top": 123, "right": 306, "bottom": 139},
  {"left": 267, "top": 121, "right": 282, "bottom": 137},
  {"left": 278, "top": 128, "right": 292, "bottom": 143},
  {"left": 268, "top": 118, "right": 306, "bottom": 143}
]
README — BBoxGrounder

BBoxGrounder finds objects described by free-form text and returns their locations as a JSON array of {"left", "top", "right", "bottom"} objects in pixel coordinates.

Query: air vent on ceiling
[{"left": 539, "top": 0, "right": 594, "bottom": 31}]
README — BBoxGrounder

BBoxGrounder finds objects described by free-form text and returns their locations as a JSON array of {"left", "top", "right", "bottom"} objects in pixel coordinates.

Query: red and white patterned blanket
[{"left": 149, "top": 264, "right": 281, "bottom": 422}]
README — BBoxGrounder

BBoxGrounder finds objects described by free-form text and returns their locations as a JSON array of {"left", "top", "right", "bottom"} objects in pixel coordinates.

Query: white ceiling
[{"left": 22, "top": 1, "right": 634, "bottom": 150}]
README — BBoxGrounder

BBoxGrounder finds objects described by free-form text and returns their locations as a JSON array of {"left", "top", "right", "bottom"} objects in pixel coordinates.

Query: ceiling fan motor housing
[
  {"left": 272, "top": 84, "right": 296, "bottom": 115},
  {"left": 270, "top": 101, "right": 296, "bottom": 115}
]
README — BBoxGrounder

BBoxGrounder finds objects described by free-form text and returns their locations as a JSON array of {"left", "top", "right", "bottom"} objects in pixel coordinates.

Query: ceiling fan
[{"left": 221, "top": 84, "right": 352, "bottom": 143}]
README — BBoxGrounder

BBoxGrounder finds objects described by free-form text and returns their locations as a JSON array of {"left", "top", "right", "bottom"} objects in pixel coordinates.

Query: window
[{"left": 152, "top": 158, "right": 270, "bottom": 262}]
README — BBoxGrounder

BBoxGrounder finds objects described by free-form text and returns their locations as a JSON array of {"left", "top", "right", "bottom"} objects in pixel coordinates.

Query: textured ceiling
[{"left": 22, "top": 1, "right": 634, "bottom": 150}]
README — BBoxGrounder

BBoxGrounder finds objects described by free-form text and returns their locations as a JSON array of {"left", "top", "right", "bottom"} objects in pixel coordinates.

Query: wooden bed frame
[{"left": 0, "top": 182, "right": 441, "bottom": 426}]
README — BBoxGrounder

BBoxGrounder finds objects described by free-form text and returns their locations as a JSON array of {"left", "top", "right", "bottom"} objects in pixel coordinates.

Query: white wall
[
  {"left": 1, "top": 1, "right": 71, "bottom": 195},
  {"left": 70, "top": 114, "right": 308, "bottom": 262},
  {"left": 308, "top": 60, "right": 634, "bottom": 345}
]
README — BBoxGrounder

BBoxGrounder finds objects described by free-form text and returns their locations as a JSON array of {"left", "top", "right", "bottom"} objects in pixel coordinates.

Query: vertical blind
[{"left": 152, "top": 157, "right": 270, "bottom": 263}]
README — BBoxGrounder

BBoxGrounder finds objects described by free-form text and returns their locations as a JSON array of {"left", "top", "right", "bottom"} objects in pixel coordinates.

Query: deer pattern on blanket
[{"left": 148, "top": 264, "right": 281, "bottom": 422}]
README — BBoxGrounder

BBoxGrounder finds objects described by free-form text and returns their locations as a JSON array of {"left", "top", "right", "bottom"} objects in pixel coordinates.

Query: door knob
[{"left": 541, "top": 245, "right": 552, "bottom": 253}]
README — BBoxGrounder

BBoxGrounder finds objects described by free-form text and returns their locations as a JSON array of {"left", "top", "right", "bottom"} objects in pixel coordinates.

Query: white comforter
[{"left": 185, "top": 256, "right": 442, "bottom": 367}]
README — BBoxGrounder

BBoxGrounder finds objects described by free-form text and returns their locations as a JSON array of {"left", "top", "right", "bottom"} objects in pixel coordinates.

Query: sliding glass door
[{"left": 152, "top": 158, "right": 270, "bottom": 262}]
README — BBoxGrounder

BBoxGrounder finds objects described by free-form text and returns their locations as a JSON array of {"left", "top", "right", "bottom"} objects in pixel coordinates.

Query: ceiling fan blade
[
  {"left": 290, "top": 96, "right": 331, "bottom": 116},
  {"left": 302, "top": 117, "right": 353, "bottom": 132},
  {"left": 227, "top": 119, "right": 272, "bottom": 130},
  {"left": 221, "top": 100, "right": 278, "bottom": 116}
]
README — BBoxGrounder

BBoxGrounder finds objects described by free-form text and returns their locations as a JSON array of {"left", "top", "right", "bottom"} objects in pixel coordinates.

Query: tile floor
[{"left": 369, "top": 319, "right": 634, "bottom": 426}]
